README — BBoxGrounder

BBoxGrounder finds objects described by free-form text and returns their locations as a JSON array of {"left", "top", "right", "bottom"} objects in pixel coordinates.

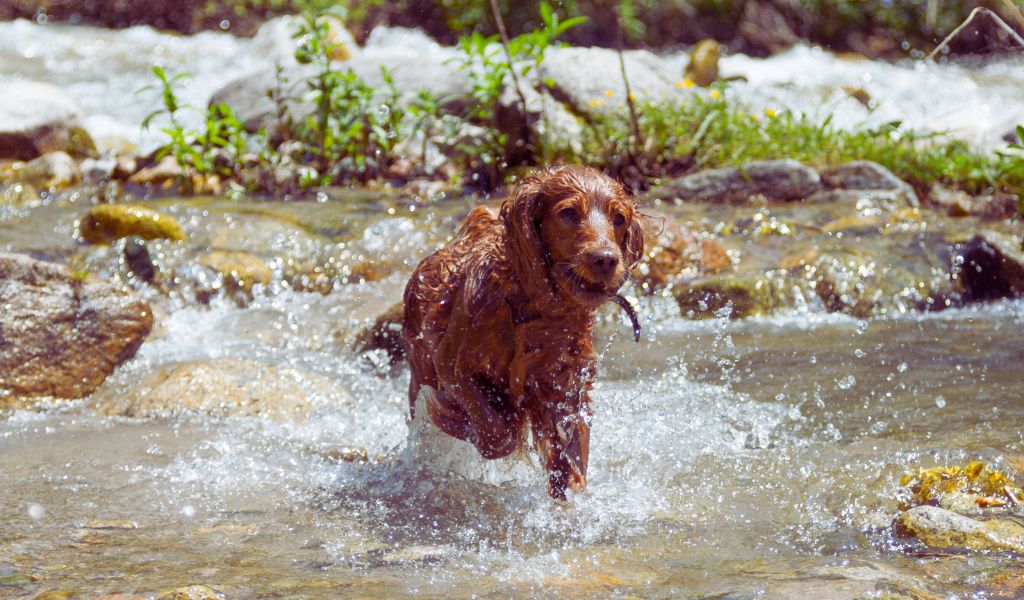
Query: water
[
  {"left": 3, "top": 191, "right": 1024, "bottom": 597},
  {"left": 2, "top": 19, "right": 1023, "bottom": 153}
]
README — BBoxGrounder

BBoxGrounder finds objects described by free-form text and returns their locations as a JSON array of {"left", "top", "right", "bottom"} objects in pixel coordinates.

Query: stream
[{"left": 2, "top": 16, "right": 1024, "bottom": 600}]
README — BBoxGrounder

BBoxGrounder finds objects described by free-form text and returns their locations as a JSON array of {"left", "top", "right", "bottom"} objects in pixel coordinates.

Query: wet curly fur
[{"left": 402, "top": 165, "right": 643, "bottom": 499}]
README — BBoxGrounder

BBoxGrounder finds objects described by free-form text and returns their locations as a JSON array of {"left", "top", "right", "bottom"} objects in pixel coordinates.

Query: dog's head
[{"left": 500, "top": 165, "right": 643, "bottom": 308}]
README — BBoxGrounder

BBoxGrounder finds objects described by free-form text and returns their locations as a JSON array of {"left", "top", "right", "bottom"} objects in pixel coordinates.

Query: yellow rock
[
  {"left": 78, "top": 204, "right": 186, "bottom": 244},
  {"left": 684, "top": 39, "right": 720, "bottom": 88},
  {"left": 199, "top": 250, "right": 271, "bottom": 293}
]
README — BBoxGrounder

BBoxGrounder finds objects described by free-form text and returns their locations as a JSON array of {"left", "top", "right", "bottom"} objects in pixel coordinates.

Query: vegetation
[{"left": 135, "top": 3, "right": 1024, "bottom": 207}]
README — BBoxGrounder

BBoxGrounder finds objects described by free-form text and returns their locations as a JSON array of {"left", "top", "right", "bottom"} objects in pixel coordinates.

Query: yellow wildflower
[
  {"left": 604, "top": 89, "right": 614, "bottom": 97},
  {"left": 764, "top": 108, "right": 778, "bottom": 117},
  {"left": 709, "top": 90, "right": 721, "bottom": 99},
  {"left": 683, "top": 78, "right": 695, "bottom": 88}
]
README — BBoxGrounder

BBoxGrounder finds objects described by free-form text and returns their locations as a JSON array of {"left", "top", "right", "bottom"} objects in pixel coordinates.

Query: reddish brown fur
[{"left": 402, "top": 165, "right": 643, "bottom": 499}]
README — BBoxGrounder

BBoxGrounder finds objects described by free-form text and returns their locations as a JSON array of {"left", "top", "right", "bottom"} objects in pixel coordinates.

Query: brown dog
[{"left": 402, "top": 165, "right": 643, "bottom": 499}]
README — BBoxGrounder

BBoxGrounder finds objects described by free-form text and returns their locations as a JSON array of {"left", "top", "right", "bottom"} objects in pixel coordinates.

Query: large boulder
[
  {"left": 0, "top": 81, "right": 95, "bottom": 160},
  {"left": 650, "top": 160, "right": 821, "bottom": 204},
  {"left": 0, "top": 253, "right": 153, "bottom": 402},
  {"left": 894, "top": 505, "right": 1024, "bottom": 554}
]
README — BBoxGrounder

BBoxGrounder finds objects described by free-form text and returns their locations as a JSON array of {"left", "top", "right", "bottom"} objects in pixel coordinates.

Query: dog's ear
[
  {"left": 621, "top": 207, "right": 645, "bottom": 271},
  {"left": 501, "top": 175, "right": 554, "bottom": 297}
]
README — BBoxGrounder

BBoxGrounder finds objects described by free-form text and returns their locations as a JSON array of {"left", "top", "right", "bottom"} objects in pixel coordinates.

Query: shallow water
[{"left": 3, "top": 192, "right": 1024, "bottom": 598}]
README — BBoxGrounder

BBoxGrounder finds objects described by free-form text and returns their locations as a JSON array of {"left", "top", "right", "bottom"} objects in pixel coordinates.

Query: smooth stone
[
  {"left": 821, "top": 160, "right": 919, "bottom": 206},
  {"left": 155, "top": 585, "right": 225, "bottom": 600},
  {"left": 684, "top": 39, "right": 720, "bottom": 87},
  {"left": 79, "top": 204, "right": 186, "bottom": 244},
  {"left": 651, "top": 159, "right": 821, "bottom": 204},
  {"left": 198, "top": 250, "right": 271, "bottom": 294},
  {"left": 0, "top": 252, "right": 153, "bottom": 402}
]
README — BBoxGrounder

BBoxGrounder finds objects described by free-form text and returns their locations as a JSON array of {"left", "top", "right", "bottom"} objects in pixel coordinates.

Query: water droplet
[
  {"left": 181, "top": 504, "right": 196, "bottom": 518},
  {"left": 27, "top": 503, "right": 44, "bottom": 520},
  {"left": 935, "top": 395, "right": 946, "bottom": 408},
  {"left": 837, "top": 374, "right": 856, "bottom": 390}
]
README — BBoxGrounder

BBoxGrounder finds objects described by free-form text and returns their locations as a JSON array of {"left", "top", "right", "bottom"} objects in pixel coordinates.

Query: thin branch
[
  {"left": 488, "top": 0, "right": 530, "bottom": 142},
  {"left": 926, "top": 6, "right": 1024, "bottom": 61}
]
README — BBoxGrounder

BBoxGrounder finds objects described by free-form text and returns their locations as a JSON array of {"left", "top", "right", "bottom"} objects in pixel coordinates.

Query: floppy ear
[
  {"left": 621, "top": 208, "right": 645, "bottom": 271},
  {"left": 500, "top": 176, "right": 554, "bottom": 297}
]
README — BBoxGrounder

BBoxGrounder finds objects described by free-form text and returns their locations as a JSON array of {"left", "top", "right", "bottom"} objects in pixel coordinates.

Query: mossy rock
[
  {"left": 898, "top": 461, "right": 1023, "bottom": 511},
  {"left": 675, "top": 271, "right": 793, "bottom": 319},
  {"left": 79, "top": 204, "right": 186, "bottom": 245},
  {"left": 684, "top": 39, "right": 720, "bottom": 87}
]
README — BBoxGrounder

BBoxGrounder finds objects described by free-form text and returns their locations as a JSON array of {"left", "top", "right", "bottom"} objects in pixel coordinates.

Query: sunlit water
[
  {"left": 1, "top": 18, "right": 1023, "bottom": 153},
  {"left": 2, "top": 193, "right": 1024, "bottom": 598}
]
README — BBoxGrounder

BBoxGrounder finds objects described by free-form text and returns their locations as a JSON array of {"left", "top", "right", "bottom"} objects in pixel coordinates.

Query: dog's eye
[
  {"left": 612, "top": 212, "right": 626, "bottom": 227},
  {"left": 557, "top": 207, "right": 580, "bottom": 225}
]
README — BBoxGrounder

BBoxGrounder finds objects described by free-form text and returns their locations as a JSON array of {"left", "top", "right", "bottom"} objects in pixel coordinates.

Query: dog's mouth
[{"left": 564, "top": 267, "right": 617, "bottom": 301}]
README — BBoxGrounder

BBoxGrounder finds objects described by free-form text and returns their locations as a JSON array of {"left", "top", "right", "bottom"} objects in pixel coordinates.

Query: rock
[
  {"left": 127, "top": 155, "right": 183, "bottom": 186},
  {"left": 541, "top": 46, "right": 678, "bottom": 116},
  {"left": 737, "top": 0, "right": 800, "bottom": 54},
  {"left": 803, "top": 189, "right": 913, "bottom": 213},
  {"left": 82, "top": 518, "right": 137, "bottom": 530},
  {"left": 821, "top": 161, "right": 918, "bottom": 206},
  {"left": 211, "top": 26, "right": 468, "bottom": 134},
  {"left": 684, "top": 39, "right": 720, "bottom": 87},
  {"left": 675, "top": 271, "right": 793, "bottom": 319},
  {"left": 650, "top": 160, "right": 821, "bottom": 204},
  {"left": 0, "top": 182, "right": 39, "bottom": 206},
  {"left": 927, "top": 185, "right": 1017, "bottom": 220},
  {"left": 155, "top": 585, "right": 225, "bottom": 600},
  {"left": 634, "top": 213, "right": 731, "bottom": 293},
  {"left": 893, "top": 505, "right": 1024, "bottom": 553},
  {"left": 12, "top": 151, "right": 81, "bottom": 188},
  {"left": 957, "top": 230, "right": 1024, "bottom": 301},
  {"left": 90, "top": 358, "right": 349, "bottom": 421},
  {"left": 0, "top": 81, "right": 96, "bottom": 160},
  {"left": 94, "top": 595, "right": 147, "bottom": 600},
  {"left": 33, "top": 591, "right": 74, "bottom": 600},
  {"left": 79, "top": 204, "right": 186, "bottom": 244},
  {"left": 352, "top": 301, "right": 406, "bottom": 366},
  {"left": 0, "top": 252, "right": 153, "bottom": 402},
  {"left": 199, "top": 250, "right": 271, "bottom": 295}
]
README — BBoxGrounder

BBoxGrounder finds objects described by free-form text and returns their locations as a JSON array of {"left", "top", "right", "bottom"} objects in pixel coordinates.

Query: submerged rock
[
  {"left": 675, "top": 270, "right": 793, "bottom": 319},
  {"left": 155, "top": 585, "right": 225, "bottom": 600},
  {"left": 893, "top": 505, "right": 1024, "bottom": 554},
  {"left": 0, "top": 81, "right": 96, "bottom": 160},
  {"left": 927, "top": 185, "right": 1018, "bottom": 220},
  {"left": 634, "top": 213, "right": 731, "bottom": 293},
  {"left": 91, "top": 358, "right": 348, "bottom": 421},
  {"left": 651, "top": 159, "right": 821, "bottom": 204},
  {"left": 0, "top": 252, "right": 153, "bottom": 402},
  {"left": 198, "top": 250, "right": 271, "bottom": 295},
  {"left": 79, "top": 204, "right": 186, "bottom": 244}
]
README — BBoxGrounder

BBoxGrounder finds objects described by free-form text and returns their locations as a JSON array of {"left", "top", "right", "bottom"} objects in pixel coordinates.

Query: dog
[{"left": 402, "top": 165, "right": 643, "bottom": 499}]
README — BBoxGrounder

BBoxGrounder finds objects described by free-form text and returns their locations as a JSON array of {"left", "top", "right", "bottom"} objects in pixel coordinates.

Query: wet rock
[
  {"left": 12, "top": 151, "right": 81, "bottom": 189},
  {"left": 33, "top": 591, "right": 74, "bottom": 600},
  {"left": 541, "top": 46, "right": 678, "bottom": 115},
  {"left": 674, "top": 271, "right": 793, "bottom": 319},
  {"left": 155, "top": 585, "right": 225, "bottom": 600},
  {"left": 957, "top": 230, "right": 1024, "bottom": 301},
  {"left": 927, "top": 185, "right": 1018, "bottom": 220},
  {"left": 79, "top": 204, "right": 186, "bottom": 244},
  {"left": 199, "top": 250, "right": 271, "bottom": 295},
  {"left": 806, "top": 237, "right": 958, "bottom": 317},
  {"left": 94, "top": 595, "right": 147, "bottom": 600},
  {"left": 123, "top": 237, "right": 156, "bottom": 283},
  {"left": 0, "top": 252, "right": 153, "bottom": 402},
  {"left": 803, "top": 188, "right": 914, "bottom": 213},
  {"left": 0, "top": 182, "right": 38, "bottom": 206},
  {"left": 0, "top": 80, "right": 96, "bottom": 160},
  {"left": 821, "top": 161, "right": 918, "bottom": 206},
  {"left": 650, "top": 160, "right": 821, "bottom": 204},
  {"left": 127, "top": 155, "right": 182, "bottom": 186},
  {"left": 352, "top": 301, "right": 406, "bottom": 366},
  {"left": 893, "top": 505, "right": 1024, "bottom": 553},
  {"left": 634, "top": 213, "right": 731, "bottom": 293},
  {"left": 684, "top": 39, "right": 720, "bottom": 87},
  {"left": 91, "top": 358, "right": 348, "bottom": 421}
]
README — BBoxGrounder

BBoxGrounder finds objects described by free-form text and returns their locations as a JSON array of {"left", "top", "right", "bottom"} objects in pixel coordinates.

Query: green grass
[{"left": 562, "top": 90, "right": 1024, "bottom": 199}]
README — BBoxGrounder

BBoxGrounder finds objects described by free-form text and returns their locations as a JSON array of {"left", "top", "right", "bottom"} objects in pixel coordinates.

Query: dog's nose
[{"left": 585, "top": 249, "right": 619, "bottom": 278}]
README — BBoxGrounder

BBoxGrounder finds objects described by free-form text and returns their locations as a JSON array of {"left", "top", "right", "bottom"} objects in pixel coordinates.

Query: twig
[
  {"left": 488, "top": 0, "right": 531, "bottom": 145},
  {"left": 926, "top": 7, "right": 1024, "bottom": 61},
  {"left": 1005, "top": 485, "right": 1022, "bottom": 506}
]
